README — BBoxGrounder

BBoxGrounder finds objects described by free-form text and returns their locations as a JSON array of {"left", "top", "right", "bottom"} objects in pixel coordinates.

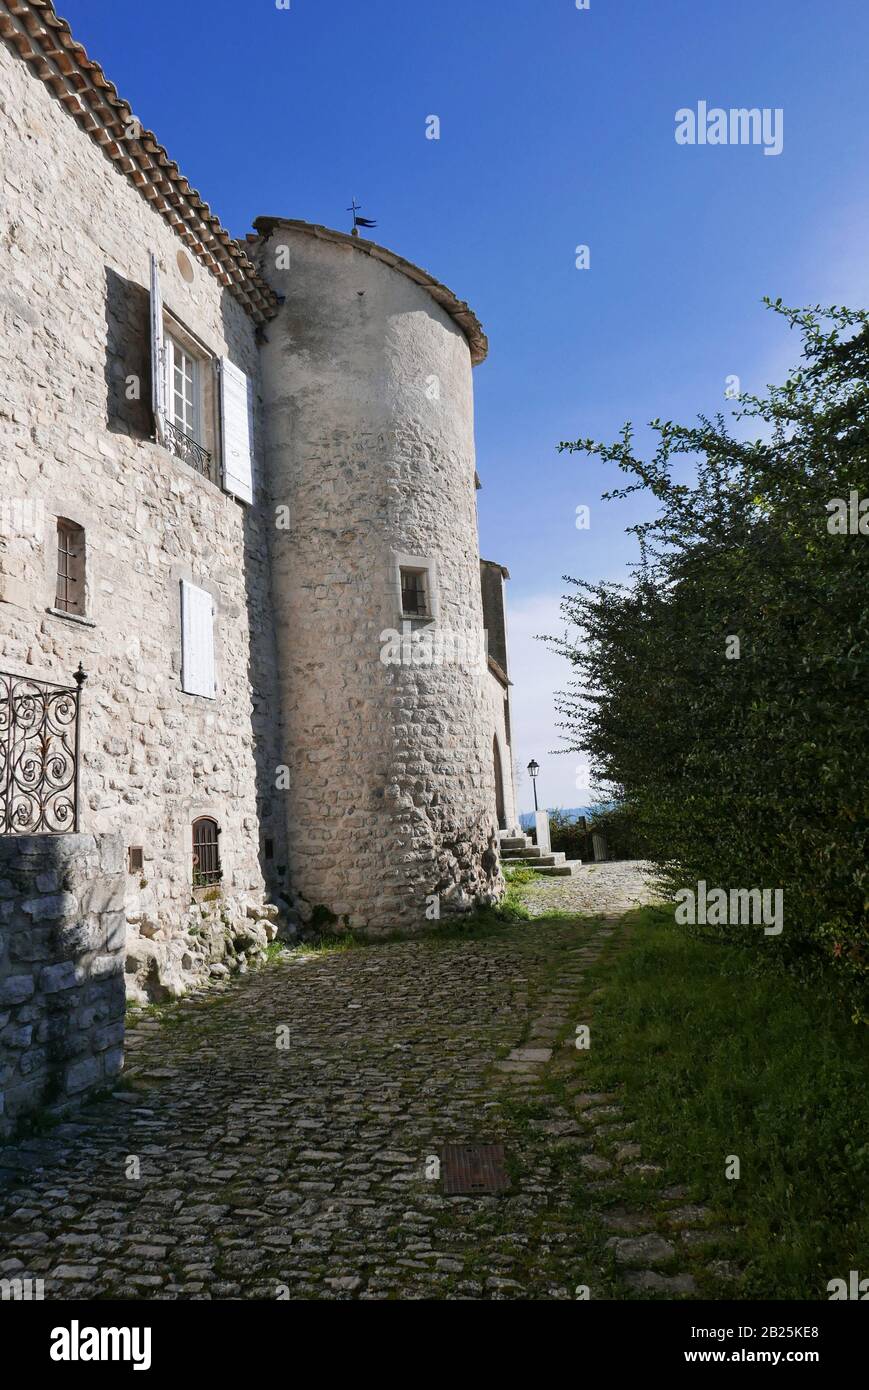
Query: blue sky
[{"left": 60, "top": 0, "right": 869, "bottom": 810}]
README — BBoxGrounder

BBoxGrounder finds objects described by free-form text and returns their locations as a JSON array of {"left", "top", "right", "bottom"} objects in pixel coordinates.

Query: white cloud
[{"left": 505, "top": 591, "right": 593, "bottom": 813}]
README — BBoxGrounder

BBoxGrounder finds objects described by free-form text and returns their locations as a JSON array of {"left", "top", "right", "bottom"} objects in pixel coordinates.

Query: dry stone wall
[{"left": 0, "top": 833, "right": 125, "bottom": 1139}]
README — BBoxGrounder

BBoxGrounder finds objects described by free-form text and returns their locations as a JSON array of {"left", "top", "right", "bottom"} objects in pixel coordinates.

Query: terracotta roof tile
[
  {"left": 251, "top": 217, "right": 488, "bottom": 366},
  {"left": 1, "top": 0, "right": 277, "bottom": 323}
]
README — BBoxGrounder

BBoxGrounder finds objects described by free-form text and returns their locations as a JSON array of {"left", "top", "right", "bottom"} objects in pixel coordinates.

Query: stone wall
[
  {"left": 254, "top": 224, "right": 503, "bottom": 931},
  {"left": 0, "top": 13, "right": 514, "bottom": 953},
  {"left": 0, "top": 834, "right": 125, "bottom": 1141},
  {"left": 0, "top": 37, "right": 286, "bottom": 991},
  {"left": 480, "top": 560, "right": 519, "bottom": 833},
  {"left": 486, "top": 668, "right": 519, "bottom": 834}
]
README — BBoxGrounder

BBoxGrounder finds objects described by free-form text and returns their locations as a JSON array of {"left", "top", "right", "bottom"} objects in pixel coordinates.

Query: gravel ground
[{"left": 520, "top": 860, "right": 663, "bottom": 918}]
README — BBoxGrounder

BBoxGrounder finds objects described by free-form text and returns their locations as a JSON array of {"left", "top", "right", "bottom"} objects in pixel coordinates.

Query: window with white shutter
[
  {"left": 150, "top": 255, "right": 218, "bottom": 481},
  {"left": 219, "top": 358, "right": 254, "bottom": 504},
  {"left": 180, "top": 580, "right": 216, "bottom": 698}
]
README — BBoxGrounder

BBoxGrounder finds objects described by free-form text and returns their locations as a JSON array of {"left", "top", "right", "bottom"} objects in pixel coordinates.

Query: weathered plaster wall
[
  {"left": 0, "top": 41, "right": 285, "bottom": 991},
  {"left": 255, "top": 226, "right": 503, "bottom": 929},
  {"left": 487, "top": 670, "right": 518, "bottom": 834},
  {"left": 0, "top": 833, "right": 125, "bottom": 1140},
  {"left": 480, "top": 560, "right": 518, "bottom": 833}
]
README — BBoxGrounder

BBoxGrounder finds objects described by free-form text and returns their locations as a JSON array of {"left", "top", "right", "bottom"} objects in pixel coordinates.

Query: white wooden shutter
[
  {"left": 149, "top": 253, "right": 167, "bottom": 443},
  {"left": 181, "top": 581, "right": 216, "bottom": 698},
  {"left": 219, "top": 358, "right": 254, "bottom": 504}
]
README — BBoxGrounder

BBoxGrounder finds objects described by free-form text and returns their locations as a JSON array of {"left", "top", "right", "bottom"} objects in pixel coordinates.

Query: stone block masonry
[
  {"left": 0, "top": 28, "right": 286, "bottom": 988},
  {"left": 0, "top": 833, "right": 125, "bottom": 1141},
  {"left": 0, "top": 1, "right": 518, "bottom": 959},
  {"left": 254, "top": 222, "right": 505, "bottom": 930}
]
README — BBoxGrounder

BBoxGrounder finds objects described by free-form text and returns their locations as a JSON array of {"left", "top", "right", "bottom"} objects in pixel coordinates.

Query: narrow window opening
[
  {"left": 400, "top": 567, "right": 430, "bottom": 618},
  {"left": 55, "top": 519, "right": 85, "bottom": 616},
  {"left": 493, "top": 736, "right": 507, "bottom": 831}
]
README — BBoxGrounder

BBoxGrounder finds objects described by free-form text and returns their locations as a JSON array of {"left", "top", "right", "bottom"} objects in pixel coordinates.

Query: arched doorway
[{"left": 493, "top": 736, "right": 506, "bottom": 831}]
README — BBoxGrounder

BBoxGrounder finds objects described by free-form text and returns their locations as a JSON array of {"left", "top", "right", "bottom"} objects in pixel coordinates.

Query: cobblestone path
[
  {"left": 0, "top": 908, "right": 736, "bottom": 1300},
  {"left": 522, "top": 861, "right": 662, "bottom": 918}
]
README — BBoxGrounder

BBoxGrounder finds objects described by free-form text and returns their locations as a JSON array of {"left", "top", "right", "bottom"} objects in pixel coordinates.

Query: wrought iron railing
[
  {"left": 0, "top": 665, "right": 86, "bottom": 834},
  {"left": 164, "top": 419, "right": 213, "bottom": 480}
]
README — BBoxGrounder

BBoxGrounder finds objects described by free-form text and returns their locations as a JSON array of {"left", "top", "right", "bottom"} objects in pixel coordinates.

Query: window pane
[
  {"left": 192, "top": 818, "right": 222, "bottom": 886},
  {"left": 56, "top": 521, "right": 84, "bottom": 615},
  {"left": 167, "top": 335, "right": 199, "bottom": 440},
  {"left": 401, "top": 569, "right": 427, "bottom": 615}
]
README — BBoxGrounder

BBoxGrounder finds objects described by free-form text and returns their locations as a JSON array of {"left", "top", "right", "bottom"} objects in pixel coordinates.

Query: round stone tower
[{"left": 252, "top": 219, "right": 501, "bottom": 932}]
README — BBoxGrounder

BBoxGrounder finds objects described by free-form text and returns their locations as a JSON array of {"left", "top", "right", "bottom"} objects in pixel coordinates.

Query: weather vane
[{"left": 347, "top": 197, "right": 377, "bottom": 237}]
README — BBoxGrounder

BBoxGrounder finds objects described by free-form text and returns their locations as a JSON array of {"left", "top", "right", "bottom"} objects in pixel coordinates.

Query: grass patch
[
  {"left": 576, "top": 904, "right": 869, "bottom": 1298},
  {"left": 288, "top": 933, "right": 366, "bottom": 958},
  {"left": 493, "top": 869, "right": 534, "bottom": 922},
  {"left": 503, "top": 865, "right": 540, "bottom": 886}
]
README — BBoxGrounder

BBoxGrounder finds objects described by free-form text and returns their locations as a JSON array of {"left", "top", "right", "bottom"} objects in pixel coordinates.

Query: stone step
[
  {"left": 502, "top": 846, "right": 543, "bottom": 860},
  {"left": 533, "top": 864, "right": 578, "bottom": 877},
  {"left": 504, "top": 854, "right": 566, "bottom": 869},
  {"left": 500, "top": 836, "right": 531, "bottom": 851}
]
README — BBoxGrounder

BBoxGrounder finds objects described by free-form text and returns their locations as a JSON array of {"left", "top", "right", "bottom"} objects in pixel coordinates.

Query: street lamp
[{"left": 527, "top": 759, "right": 540, "bottom": 812}]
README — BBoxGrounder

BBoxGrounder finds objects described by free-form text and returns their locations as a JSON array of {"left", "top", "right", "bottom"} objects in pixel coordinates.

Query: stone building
[{"left": 0, "top": 0, "right": 518, "bottom": 1007}]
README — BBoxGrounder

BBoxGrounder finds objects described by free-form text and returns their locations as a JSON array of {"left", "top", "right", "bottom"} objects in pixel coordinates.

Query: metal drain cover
[{"left": 441, "top": 1143, "right": 510, "bottom": 1195}]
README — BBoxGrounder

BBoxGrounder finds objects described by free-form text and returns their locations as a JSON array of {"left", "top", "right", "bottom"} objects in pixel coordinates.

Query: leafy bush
[
  {"left": 587, "top": 802, "right": 650, "bottom": 860},
  {"left": 547, "top": 808, "right": 589, "bottom": 860},
  {"left": 547, "top": 803, "right": 649, "bottom": 861},
  {"left": 551, "top": 302, "right": 869, "bottom": 1019}
]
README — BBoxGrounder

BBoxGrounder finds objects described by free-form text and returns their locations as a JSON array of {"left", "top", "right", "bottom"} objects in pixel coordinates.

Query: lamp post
[{"left": 527, "top": 759, "right": 540, "bottom": 812}]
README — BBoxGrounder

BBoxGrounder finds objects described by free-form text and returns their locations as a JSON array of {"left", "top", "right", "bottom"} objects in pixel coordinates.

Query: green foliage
[
  {"left": 547, "top": 808, "right": 589, "bottom": 860},
  {"left": 290, "top": 933, "right": 361, "bottom": 957},
  {"left": 578, "top": 907, "right": 869, "bottom": 1296},
  {"left": 503, "top": 864, "right": 539, "bottom": 886},
  {"left": 548, "top": 803, "right": 650, "bottom": 860},
  {"left": 495, "top": 869, "right": 533, "bottom": 921},
  {"left": 587, "top": 801, "right": 651, "bottom": 859},
  {"left": 552, "top": 301, "right": 869, "bottom": 1018}
]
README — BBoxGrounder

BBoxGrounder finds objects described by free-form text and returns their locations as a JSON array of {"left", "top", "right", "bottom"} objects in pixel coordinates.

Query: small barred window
[
  {"left": 55, "top": 519, "right": 85, "bottom": 616},
  {"left": 400, "top": 567, "right": 430, "bottom": 618},
  {"left": 192, "top": 817, "right": 222, "bottom": 887}
]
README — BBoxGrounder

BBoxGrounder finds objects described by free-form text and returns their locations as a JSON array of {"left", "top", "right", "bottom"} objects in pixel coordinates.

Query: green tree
[{"left": 551, "top": 301, "right": 869, "bottom": 1018}]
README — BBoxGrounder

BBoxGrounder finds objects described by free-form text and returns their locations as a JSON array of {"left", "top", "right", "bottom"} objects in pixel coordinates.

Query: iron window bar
[
  {"left": 192, "top": 817, "right": 222, "bottom": 887},
  {"left": 56, "top": 521, "right": 82, "bottom": 615},
  {"left": 401, "top": 569, "right": 428, "bottom": 617}
]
